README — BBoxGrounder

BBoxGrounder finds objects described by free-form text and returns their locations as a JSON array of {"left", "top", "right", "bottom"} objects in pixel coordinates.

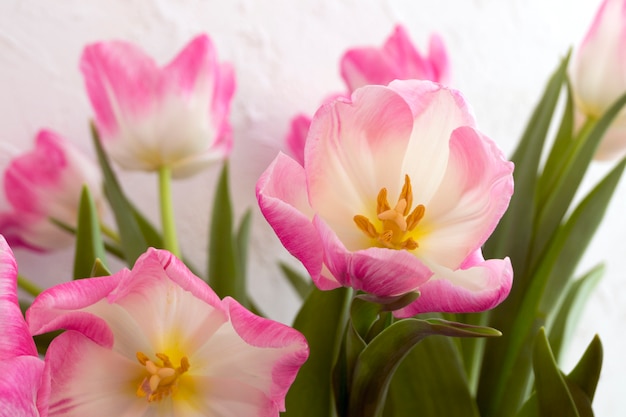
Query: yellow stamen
[
  {"left": 136, "top": 352, "right": 189, "bottom": 402},
  {"left": 354, "top": 175, "right": 425, "bottom": 251}
]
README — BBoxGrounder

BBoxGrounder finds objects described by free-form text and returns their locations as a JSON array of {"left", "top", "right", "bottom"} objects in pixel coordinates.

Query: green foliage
[{"left": 73, "top": 186, "right": 107, "bottom": 279}]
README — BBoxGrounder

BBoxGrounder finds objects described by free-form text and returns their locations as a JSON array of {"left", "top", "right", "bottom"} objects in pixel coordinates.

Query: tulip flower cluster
[{"left": 2, "top": 0, "right": 626, "bottom": 415}]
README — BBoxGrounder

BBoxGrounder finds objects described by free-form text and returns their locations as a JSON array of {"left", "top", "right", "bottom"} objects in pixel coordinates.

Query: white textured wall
[{"left": 1, "top": 0, "right": 623, "bottom": 414}]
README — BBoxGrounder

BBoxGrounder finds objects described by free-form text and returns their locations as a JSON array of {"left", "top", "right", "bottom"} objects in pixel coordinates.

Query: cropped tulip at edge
[
  {"left": 570, "top": 0, "right": 626, "bottom": 160},
  {"left": 258, "top": 80, "right": 514, "bottom": 316},
  {"left": 80, "top": 34, "right": 235, "bottom": 178},
  {"left": 0, "top": 236, "right": 49, "bottom": 417},
  {"left": 0, "top": 130, "right": 103, "bottom": 252},
  {"left": 27, "top": 247, "right": 309, "bottom": 416},
  {"left": 286, "top": 24, "right": 450, "bottom": 166}
]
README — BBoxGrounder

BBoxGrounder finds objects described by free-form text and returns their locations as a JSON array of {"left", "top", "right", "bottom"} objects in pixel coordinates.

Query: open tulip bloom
[
  {"left": 27, "top": 248, "right": 308, "bottom": 416},
  {"left": 259, "top": 80, "right": 514, "bottom": 316}
]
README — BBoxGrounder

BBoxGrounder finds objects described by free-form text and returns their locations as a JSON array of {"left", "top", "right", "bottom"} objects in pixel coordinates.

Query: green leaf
[
  {"left": 284, "top": 287, "right": 351, "bottom": 417},
  {"left": 533, "top": 328, "right": 579, "bottom": 417},
  {"left": 73, "top": 186, "right": 107, "bottom": 279},
  {"left": 90, "top": 258, "right": 112, "bottom": 277},
  {"left": 518, "top": 335, "right": 602, "bottom": 417},
  {"left": 91, "top": 122, "right": 150, "bottom": 266},
  {"left": 207, "top": 163, "right": 246, "bottom": 304},
  {"left": 480, "top": 158, "right": 625, "bottom": 417},
  {"left": 531, "top": 91, "right": 626, "bottom": 265},
  {"left": 548, "top": 264, "right": 603, "bottom": 361},
  {"left": 536, "top": 78, "right": 575, "bottom": 204},
  {"left": 484, "top": 53, "right": 569, "bottom": 278},
  {"left": 384, "top": 336, "right": 480, "bottom": 417},
  {"left": 348, "top": 319, "right": 500, "bottom": 417},
  {"left": 235, "top": 208, "right": 252, "bottom": 280},
  {"left": 279, "top": 262, "right": 313, "bottom": 300},
  {"left": 568, "top": 334, "right": 603, "bottom": 403}
]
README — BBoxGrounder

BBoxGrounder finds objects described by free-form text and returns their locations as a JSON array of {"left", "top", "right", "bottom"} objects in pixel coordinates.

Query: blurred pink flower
[
  {"left": 286, "top": 25, "right": 450, "bottom": 166},
  {"left": 259, "top": 80, "right": 513, "bottom": 316},
  {"left": 28, "top": 247, "right": 308, "bottom": 416},
  {"left": 81, "top": 34, "right": 235, "bottom": 178},
  {"left": 570, "top": 0, "right": 626, "bottom": 160},
  {"left": 0, "top": 130, "right": 103, "bottom": 251},
  {"left": 340, "top": 25, "right": 450, "bottom": 91},
  {"left": 0, "top": 236, "right": 49, "bottom": 416}
]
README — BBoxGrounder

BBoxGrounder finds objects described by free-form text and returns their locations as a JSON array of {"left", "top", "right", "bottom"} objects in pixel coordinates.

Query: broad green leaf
[
  {"left": 484, "top": 54, "right": 568, "bottom": 277},
  {"left": 51, "top": 217, "right": 126, "bottom": 261},
  {"left": 207, "top": 163, "right": 246, "bottom": 304},
  {"left": 533, "top": 328, "right": 579, "bottom": 417},
  {"left": 384, "top": 336, "right": 480, "bottom": 417},
  {"left": 348, "top": 319, "right": 500, "bottom": 417},
  {"left": 567, "top": 334, "right": 603, "bottom": 403},
  {"left": 480, "top": 158, "right": 625, "bottom": 417},
  {"left": 279, "top": 262, "right": 313, "bottom": 300},
  {"left": 548, "top": 264, "right": 603, "bottom": 361},
  {"left": 518, "top": 334, "right": 603, "bottom": 417},
  {"left": 91, "top": 122, "right": 150, "bottom": 265},
  {"left": 538, "top": 159, "right": 625, "bottom": 315},
  {"left": 531, "top": 92, "right": 626, "bottom": 265},
  {"left": 478, "top": 55, "right": 569, "bottom": 415},
  {"left": 284, "top": 287, "right": 351, "bottom": 417},
  {"left": 73, "top": 186, "right": 107, "bottom": 279},
  {"left": 333, "top": 296, "right": 386, "bottom": 416}
]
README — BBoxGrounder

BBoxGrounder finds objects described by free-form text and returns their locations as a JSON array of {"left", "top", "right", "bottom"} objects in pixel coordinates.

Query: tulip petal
[
  {"left": 389, "top": 80, "right": 476, "bottom": 205},
  {"left": 0, "top": 236, "right": 37, "bottom": 358},
  {"left": 340, "top": 25, "right": 450, "bottom": 92},
  {"left": 314, "top": 216, "right": 433, "bottom": 295},
  {"left": 285, "top": 114, "right": 312, "bottom": 166},
  {"left": 256, "top": 153, "right": 331, "bottom": 287},
  {"left": 306, "top": 86, "right": 414, "bottom": 244},
  {"left": 419, "top": 126, "right": 514, "bottom": 268},
  {"left": 395, "top": 253, "right": 513, "bottom": 316},
  {"left": 44, "top": 331, "right": 147, "bottom": 416},
  {"left": 0, "top": 356, "right": 45, "bottom": 417},
  {"left": 27, "top": 274, "right": 123, "bottom": 348}
]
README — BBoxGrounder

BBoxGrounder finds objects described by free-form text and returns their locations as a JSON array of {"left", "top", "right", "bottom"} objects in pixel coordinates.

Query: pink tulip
[
  {"left": 259, "top": 80, "right": 514, "bottom": 316},
  {"left": 0, "top": 236, "right": 49, "bottom": 416},
  {"left": 340, "top": 25, "right": 450, "bottom": 92},
  {"left": 81, "top": 34, "right": 235, "bottom": 178},
  {"left": 0, "top": 130, "right": 103, "bottom": 251},
  {"left": 286, "top": 25, "right": 450, "bottom": 166},
  {"left": 570, "top": 0, "right": 626, "bottom": 160},
  {"left": 27, "top": 248, "right": 308, "bottom": 416}
]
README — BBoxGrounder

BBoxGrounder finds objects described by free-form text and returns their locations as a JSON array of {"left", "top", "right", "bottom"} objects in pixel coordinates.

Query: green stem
[
  {"left": 17, "top": 275, "right": 43, "bottom": 297},
  {"left": 158, "top": 166, "right": 181, "bottom": 258}
]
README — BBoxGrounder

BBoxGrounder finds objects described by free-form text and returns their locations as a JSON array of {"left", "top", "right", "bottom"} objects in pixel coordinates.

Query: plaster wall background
[{"left": 1, "top": 0, "right": 623, "bottom": 414}]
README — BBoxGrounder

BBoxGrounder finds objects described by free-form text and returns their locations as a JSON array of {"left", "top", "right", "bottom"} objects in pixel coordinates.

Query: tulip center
[
  {"left": 354, "top": 175, "right": 425, "bottom": 250},
  {"left": 136, "top": 351, "right": 190, "bottom": 402}
]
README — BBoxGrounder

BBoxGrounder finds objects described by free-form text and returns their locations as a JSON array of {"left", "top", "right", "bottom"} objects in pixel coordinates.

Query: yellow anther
[
  {"left": 136, "top": 352, "right": 190, "bottom": 403},
  {"left": 354, "top": 174, "right": 425, "bottom": 251}
]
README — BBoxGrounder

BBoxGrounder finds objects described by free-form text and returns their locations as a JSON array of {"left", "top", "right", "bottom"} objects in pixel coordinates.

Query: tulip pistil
[
  {"left": 354, "top": 175, "right": 425, "bottom": 250},
  {"left": 136, "top": 351, "right": 190, "bottom": 402}
]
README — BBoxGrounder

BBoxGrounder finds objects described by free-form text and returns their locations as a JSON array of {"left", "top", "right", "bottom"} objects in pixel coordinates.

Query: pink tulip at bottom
[
  {"left": 258, "top": 80, "right": 514, "bottom": 317},
  {"left": 0, "top": 236, "right": 49, "bottom": 416},
  {"left": 27, "top": 248, "right": 308, "bottom": 416}
]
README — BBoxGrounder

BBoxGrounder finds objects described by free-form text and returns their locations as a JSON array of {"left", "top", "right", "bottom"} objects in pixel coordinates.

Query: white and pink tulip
[
  {"left": 81, "top": 34, "right": 235, "bottom": 178},
  {"left": 27, "top": 247, "right": 308, "bottom": 416},
  {"left": 259, "top": 80, "right": 514, "bottom": 316}
]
